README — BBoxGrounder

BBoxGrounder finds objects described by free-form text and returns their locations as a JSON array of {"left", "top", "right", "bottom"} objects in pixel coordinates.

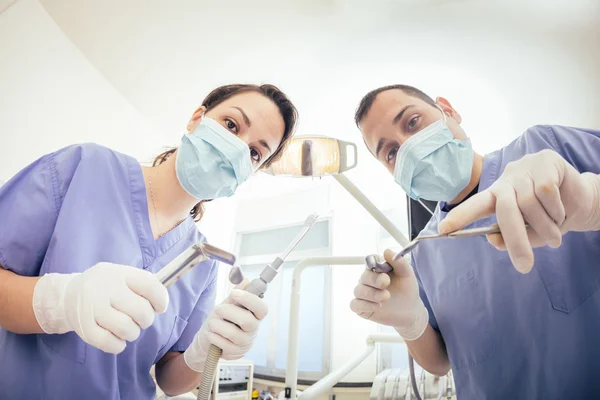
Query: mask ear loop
[
  {"left": 436, "top": 105, "right": 448, "bottom": 124},
  {"left": 417, "top": 198, "right": 436, "bottom": 216},
  {"left": 408, "top": 105, "right": 446, "bottom": 217}
]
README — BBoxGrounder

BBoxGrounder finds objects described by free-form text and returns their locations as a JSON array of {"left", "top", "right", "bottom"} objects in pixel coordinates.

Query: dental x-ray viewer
[
  {"left": 351, "top": 84, "right": 600, "bottom": 399},
  {"left": 0, "top": 84, "right": 298, "bottom": 399}
]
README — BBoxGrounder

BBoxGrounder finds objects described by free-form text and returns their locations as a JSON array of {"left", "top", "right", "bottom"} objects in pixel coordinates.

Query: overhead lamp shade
[{"left": 265, "top": 136, "right": 358, "bottom": 177}]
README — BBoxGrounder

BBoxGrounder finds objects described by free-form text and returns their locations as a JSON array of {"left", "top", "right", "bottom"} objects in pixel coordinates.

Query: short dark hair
[
  {"left": 154, "top": 83, "right": 298, "bottom": 222},
  {"left": 354, "top": 84, "right": 436, "bottom": 127}
]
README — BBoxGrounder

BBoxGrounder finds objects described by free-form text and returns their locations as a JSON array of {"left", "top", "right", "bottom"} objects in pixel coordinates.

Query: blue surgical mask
[
  {"left": 176, "top": 117, "right": 253, "bottom": 200},
  {"left": 393, "top": 108, "right": 474, "bottom": 201}
]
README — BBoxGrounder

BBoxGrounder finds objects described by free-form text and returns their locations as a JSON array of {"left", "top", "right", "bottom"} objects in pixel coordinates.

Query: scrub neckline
[{"left": 127, "top": 157, "right": 195, "bottom": 267}]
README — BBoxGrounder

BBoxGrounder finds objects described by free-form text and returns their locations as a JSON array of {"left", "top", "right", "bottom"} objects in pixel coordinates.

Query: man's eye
[
  {"left": 387, "top": 147, "right": 398, "bottom": 163},
  {"left": 250, "top": 148, "right": 262, "bottom": 163},
  {"left": 225, "top": 119, "right": 238, "bottom": 133}
]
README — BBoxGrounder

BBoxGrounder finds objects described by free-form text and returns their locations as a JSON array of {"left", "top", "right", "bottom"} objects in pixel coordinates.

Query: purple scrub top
[
  {"left": 412, "top": 125, "right": 600, "bottom": 399},
  {"left": 0, "top": 144, "right": 218, "bottom": 399}
]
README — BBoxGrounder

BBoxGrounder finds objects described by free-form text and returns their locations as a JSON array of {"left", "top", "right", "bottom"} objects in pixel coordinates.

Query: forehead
[
  {"left": 213, "top": 91, "right": 279, "bottom": 119},
  {"left": 360, "top": 89, "right": 432, "bottom": 150},
  {"left": 211, "top": 91, "right": 285, "bottom": 144}
]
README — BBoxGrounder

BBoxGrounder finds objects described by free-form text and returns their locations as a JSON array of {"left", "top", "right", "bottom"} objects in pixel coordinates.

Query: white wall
[{"left": 0, "top": 0, "right": 165, "bottom": 180}]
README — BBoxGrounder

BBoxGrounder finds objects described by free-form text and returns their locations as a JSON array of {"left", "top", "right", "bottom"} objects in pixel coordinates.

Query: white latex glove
[
  {"left": 350, "top": 249, "right": 428, "bottom": 341},
  {"left": 439, "top": 149, "right": 600, "bottom": 273},
  {"left": 183, "top": 280, "right": 268, "bottom": 372},
  {"left": 33, "top": 262, "right": 169, "bottom": 354}
]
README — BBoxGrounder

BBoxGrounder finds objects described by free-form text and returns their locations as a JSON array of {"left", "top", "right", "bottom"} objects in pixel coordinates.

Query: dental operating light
[{"left": 264, "top": 136, "right": 358, "bottom": 177}]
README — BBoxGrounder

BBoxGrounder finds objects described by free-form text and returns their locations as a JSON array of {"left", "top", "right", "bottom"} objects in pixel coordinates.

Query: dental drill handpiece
[
  {"left": 197, "top": 213, "right": 319, "bottom": 400},
  {"left": 241, "top": 212, "right": 319, "bottom": 297}
]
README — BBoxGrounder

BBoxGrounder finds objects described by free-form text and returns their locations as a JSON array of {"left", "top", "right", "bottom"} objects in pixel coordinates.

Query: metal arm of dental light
[
  {"left": 331, "top": 174, "right": 409, "bottom": 247},
  {"left": 264, "top": 136, "right": 411, "bottom": 247}
]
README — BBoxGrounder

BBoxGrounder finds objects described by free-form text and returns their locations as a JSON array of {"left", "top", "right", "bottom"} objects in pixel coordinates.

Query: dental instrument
[
  {"left": 197, "top": 213, "right": 320, "bottom": 400},
  {"left": 366, "top": 223, "right": 528, "bottom": 273},
  {"left": 155, "top": 242, "right": 236, "bottom": 288}
]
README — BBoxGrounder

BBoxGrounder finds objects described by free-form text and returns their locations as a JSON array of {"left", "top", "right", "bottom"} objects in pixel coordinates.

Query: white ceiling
[
  {"left": 27, "top": 0, "right": 600, "bottom": 204},
  {"left": 38, "top": 0, "right": 600, "bottom": 142},
  {"left": 0, "top": 0, "right": 18, "bottom": 14}
]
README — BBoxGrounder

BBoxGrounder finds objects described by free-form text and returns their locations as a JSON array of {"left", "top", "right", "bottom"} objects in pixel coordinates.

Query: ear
[
  {"left": 436, "top": 97, "right": 462, "bottom": 124},
  {"left": 186, "top": 106, "right": 207, "bottom": 132}
]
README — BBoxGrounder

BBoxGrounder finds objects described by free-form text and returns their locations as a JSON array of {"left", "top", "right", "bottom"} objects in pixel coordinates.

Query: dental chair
[{"left": 370, "top": 369, "right": 455, "bottom": 400}]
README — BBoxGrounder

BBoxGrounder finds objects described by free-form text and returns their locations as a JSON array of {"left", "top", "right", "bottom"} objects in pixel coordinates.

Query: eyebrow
[
  {"left": 230, "top": 106, "right": 272, "bottom": 156},
  {"left": 232, "top": 106, "right": 251, "bottom": 128},
  {"left": 374, "top": 104, "right": 415, "bottom": 158},
  {"left": 258, "top": 139, "right": 272, "bottom": 154},
  {"left": 375, "top": 138, "right": 387, "bottom": 159},
  {"left": 392, "top": 105, "right": 416, "bottom": 125}
]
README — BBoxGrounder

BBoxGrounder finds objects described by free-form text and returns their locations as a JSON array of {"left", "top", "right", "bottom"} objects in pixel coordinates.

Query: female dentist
[{"left": 0, "top": 83, "right": 298, "bottom": 399}]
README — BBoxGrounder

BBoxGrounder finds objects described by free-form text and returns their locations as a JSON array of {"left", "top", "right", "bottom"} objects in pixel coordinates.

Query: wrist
[
  {"left": 183, "top": 346, "right": 206, "bottom": 373},
  {"left": 581, "top": 173, "right": 600, "bottom": 231},
  {"left": 394, "top": 301, "right": 429, "bottom": 341},
  {"left": 33, "top": 273, "right": 77, "bottom": 334}
]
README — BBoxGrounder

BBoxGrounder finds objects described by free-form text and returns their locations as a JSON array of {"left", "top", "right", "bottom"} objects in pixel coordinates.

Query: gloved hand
[
  {"left": 439, "top": 149, "right": 600, "bottom": 273},
  {"left": 183, "top": 280, "right": 268, "bottom": 372},
  {"left": 33, "top": 262, "right": 169, "bottom": 354},
  {"left": 350, "top": 249, "right": 428, "bottom": 341}
]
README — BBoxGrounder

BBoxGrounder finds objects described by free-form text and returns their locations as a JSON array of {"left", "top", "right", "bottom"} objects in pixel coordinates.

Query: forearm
[
  {"left": 400, "top": 324, "right": 450, "bottom": 376},
  {"left": 0, "top": 267, "right": 44, "bottom": 334},
  {"left": 155, "top": 351, "right": 202, "bottom": 396}
]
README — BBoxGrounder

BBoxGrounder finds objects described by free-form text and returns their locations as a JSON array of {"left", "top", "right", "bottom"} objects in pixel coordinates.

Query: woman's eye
[
  {"left": 386, "top": 147, "right": 398, "bottom": 163},
  {"left": 250, "top": 148, "right": 262, "bottom": 163},
  {"left": 225, "top": 119, "right": 238, "bottom": 133},
  {"left": 408, "top": 116, "right": 419, "bottom": 130}
]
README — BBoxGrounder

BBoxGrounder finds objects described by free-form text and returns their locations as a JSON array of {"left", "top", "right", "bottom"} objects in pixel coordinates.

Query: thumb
[
  {"left": 234, "top": 277, "right": 250, "bottom": 291},
  {"left": 224, "top": 278, "right": 250, "bottom": 304},
  {"left": 383, "top": 249, "right": 414, "bottom": 278}
]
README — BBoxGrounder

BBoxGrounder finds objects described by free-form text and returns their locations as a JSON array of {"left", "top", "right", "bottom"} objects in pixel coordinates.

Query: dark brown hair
[
  {"left": 354, "top": 84, "right": 437, "bottom": 127},
  {"left": 154, "top": 83, "right": 298, "bottom": 222}
]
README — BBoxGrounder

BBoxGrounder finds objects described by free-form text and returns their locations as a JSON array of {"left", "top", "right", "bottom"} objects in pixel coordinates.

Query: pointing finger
[{"left": 439, "top": 190, "right": 496, "bottom": 234}]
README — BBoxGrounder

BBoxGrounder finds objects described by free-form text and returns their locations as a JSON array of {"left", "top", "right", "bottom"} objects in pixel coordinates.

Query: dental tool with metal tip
[
  {"left": 197, "top": 213, "right": 319, "bottom": 400},
  {"left": 366, "top": 223, "right": 530, "bottom": 273}
]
